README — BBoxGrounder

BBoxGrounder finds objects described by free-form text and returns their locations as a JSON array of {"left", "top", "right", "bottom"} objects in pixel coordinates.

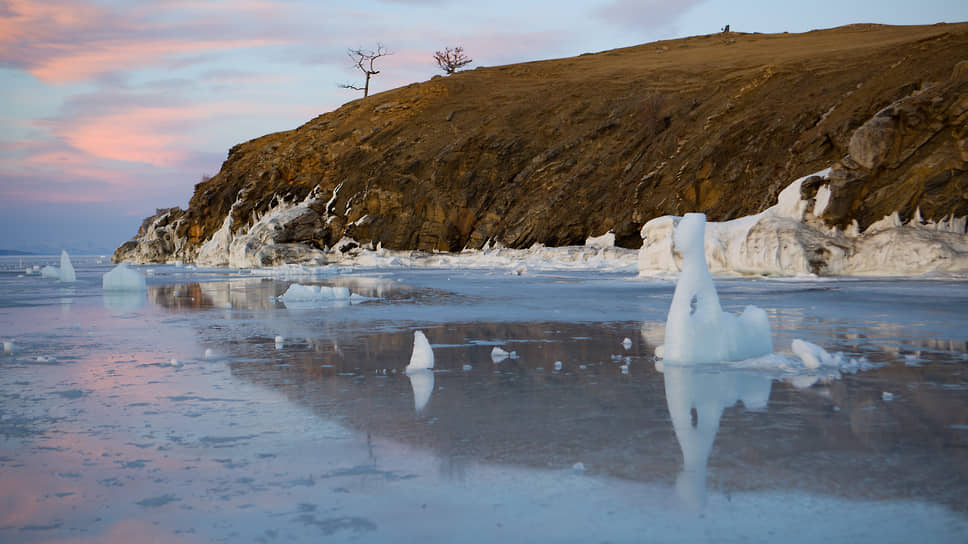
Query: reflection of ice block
[
  {"left": 407, "top": 369, "right": 434, "bottom": 414},
  {"left": 103, "top": 291, "right": 146, "bottom": 311},
  {"left": 662, "top": 214, "right": 773, "bottom": 363},
  {"left": 662, "top": 365, "right": 772, "bottom": 512},
  {"left": 406, "top": 331, "right": 434, "bottom": 372}
]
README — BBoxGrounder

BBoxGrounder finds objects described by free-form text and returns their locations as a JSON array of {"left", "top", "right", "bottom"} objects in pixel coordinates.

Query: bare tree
[
  {"left": 339, "top": 43, "right": 390, "bottom": 98},
  {"left": 433, "top": 46, "right": 472, "bottom": 75}
]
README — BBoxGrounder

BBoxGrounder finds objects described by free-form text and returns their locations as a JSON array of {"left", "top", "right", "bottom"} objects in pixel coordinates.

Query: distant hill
[
  {"left": 116, "top": 22, "right": 968, "bottom": 266},
  {"left": 0, "top": 249, "right": 35, "bottom": 256}
]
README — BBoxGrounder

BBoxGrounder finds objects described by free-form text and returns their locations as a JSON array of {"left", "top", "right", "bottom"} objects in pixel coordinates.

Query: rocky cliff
[{"left": 115, "top": 23, "right": 968, "bottom": 270}]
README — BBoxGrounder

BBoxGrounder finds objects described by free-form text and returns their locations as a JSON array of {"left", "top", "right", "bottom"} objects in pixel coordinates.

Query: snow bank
[
  {"left": 102, "top": 263, "right": 147, "bottom": 291},
  {"left": 658, "top": 213, "right": 773, "bottom": 364},
  {"left": 638, "top": 169, "right": 968, "bottom": 276},
  {"left": 279, "top": 283, "right": 350, "bottom": 302},
  {"left": 406, "top": 331, "right": 434, "bottom": 372}
]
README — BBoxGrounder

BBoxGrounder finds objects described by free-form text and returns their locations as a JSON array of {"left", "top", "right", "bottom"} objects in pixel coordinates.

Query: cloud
[{"left": 594, "top": 0, "right": 707, "bottom": 32}]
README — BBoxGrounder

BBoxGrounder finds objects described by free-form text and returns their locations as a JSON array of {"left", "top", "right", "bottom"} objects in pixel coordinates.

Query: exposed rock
[{"left": 114, "top": 24, "right": 968, "bottom": 271}]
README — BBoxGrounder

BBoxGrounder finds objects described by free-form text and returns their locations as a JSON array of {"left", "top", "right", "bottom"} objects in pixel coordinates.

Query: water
[{"left": 1, "top": 255, "right": 967, "bottom": 543}]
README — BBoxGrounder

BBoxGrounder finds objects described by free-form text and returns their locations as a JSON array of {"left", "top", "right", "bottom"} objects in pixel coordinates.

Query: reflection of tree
[{"left": 661, "top": 365, "right": 772, "bottom": 512}]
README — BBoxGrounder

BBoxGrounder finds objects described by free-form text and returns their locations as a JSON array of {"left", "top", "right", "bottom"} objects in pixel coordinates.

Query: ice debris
[
  {"left": 406, "top": 331, "right": 434, "bottom": 372},
  {"left": 622, "top": 337, "right": 632, "bottom": 350},
  {"left": 167, "top": 358, "right": 183, "bottom": 367},
  {"left": 658, "top": 213, "right": 773, "bottom": 364},
  {"left": 274, "top": 336, "right": 284, "bottom": 350},
  {"left": 3, "top": 341, "right": 13, "bottom": 355},
  {"left": 59, "top": 251, "right": 76, "bottom": 282},
  {"left": 791, "top": 339, "right": 843, "bottom": 370},
  {"left": 102, "top": 263, "right": 147, "bottom": 291}
]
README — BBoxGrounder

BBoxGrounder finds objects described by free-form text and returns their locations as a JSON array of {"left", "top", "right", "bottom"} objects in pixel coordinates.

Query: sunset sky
[{"left": 2, "top": 0, "right": 966, "bottom": 253}]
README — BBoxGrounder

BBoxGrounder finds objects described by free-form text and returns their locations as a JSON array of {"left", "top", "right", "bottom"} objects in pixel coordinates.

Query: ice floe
[
  {"left": 406, "top": 331, "right": 435, "bottom": 413},
  {"left": 406, "top": 331, "right": 434, "bottom": 372}
]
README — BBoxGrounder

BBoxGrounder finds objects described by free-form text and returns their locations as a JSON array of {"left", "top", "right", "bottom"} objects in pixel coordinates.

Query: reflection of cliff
[
  {"left": 662, "top": 365, "right": 772, "bottom": 512},
  {"left": 205, "top": 322, "right": 967, "bottom": 512}
]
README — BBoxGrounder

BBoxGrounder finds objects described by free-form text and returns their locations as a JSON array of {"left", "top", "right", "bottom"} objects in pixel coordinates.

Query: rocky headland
[{"left": 115, "top": 23, "right": 968, "bottom": 275}]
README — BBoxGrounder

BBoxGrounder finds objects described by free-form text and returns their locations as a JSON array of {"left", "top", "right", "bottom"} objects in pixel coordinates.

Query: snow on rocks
[
  {"left": 638, "top": 169, "right": 968, "bottom": 277},
  {"left": 657, "top": 213, "right": 773, "bottom": 364},
  {"left": 102, "top": 263, "right": 147, "bottom": 291}
]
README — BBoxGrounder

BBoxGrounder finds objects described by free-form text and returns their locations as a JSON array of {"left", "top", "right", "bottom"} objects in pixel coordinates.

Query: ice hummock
[
  {"left": 102, "top": 263, "right": 147, "bottom": 291},
  {"left": 658, "top": 213, "right": 773, "bottom": 364},
  {"left": 406, "top": 331, "right": 434, "bottom": 372},
  {"left": 59, "top": 250, "right": 76, "bottom": 282}
]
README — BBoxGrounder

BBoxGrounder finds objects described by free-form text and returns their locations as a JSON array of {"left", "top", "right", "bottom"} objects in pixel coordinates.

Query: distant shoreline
[{"left": 0, "top": 250, "right": 35, "bottom": 256}]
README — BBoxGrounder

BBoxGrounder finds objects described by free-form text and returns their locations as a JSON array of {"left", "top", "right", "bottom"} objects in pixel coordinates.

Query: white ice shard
[
  {"left": 102, "top": 263, "right": 147, "bottom": 291},
  {"left": 3, "top": 341, "right": 13, "bottom": 354},
  {"left": 59, "top": 250, "right": 76, "bottom": 282},
  {"left": 662, "top": 365, "right": 772, "bottom": 512},
  {"left": 659, "top": 213, "right": 773, "bottom": 364},
  {"left": 40, "top": 265, "right": 60, "bottom": 279},
  {"left": 406, "top": 331, "right": 434, "bottom": 372}
]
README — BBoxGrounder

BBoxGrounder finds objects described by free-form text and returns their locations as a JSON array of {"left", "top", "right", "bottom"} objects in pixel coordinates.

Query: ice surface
[
  {"left": 638, "top": 169, "right": 968, "bottom": 276},
  {"left": 659, "top": 214, "right": 773, "bottom": 364},
  {"left": 102, "top": 263, "right": 147, "bottom": 291},
  {"left": 406, "top": 331, "right": 434, "bottom": 372},
  {"left": 59, "top": 250, "right": 76, "bottom": 282},
  {"left": 279, "top": 283, "right": 351, "bottom": 302}
]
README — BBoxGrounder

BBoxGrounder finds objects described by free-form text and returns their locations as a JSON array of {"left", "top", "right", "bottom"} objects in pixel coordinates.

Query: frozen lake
[{"left": 1, "top": 255, "right": 967, "bottom": 543}]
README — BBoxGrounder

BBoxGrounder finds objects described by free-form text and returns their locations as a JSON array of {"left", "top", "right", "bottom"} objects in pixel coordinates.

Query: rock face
[{"left": 115, "top": 23, "right": 968, "bottom": 269}]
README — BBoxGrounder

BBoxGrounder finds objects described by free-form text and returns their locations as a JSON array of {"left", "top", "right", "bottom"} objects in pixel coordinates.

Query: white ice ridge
[
  {"left": 406, "top": 330, "right": 434, "bottom": 372},
  {"left": 102, "top": 263, "right": 147, "bottom": 291},
  {"left": 658, "top": 213, "right": 773, "bottom": 364},
  {"left": 279, "top": 283, "right": 350, "bottom": 302},
  {"left": 638, "top": 168, "right": 968, "bottom": 276}
]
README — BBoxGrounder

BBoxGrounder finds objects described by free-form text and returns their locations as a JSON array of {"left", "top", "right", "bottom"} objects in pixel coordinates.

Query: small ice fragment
[
  {"left": 491, "top": 347, "right": 510, "bottom": 363},
  {"left": 280, "top": 283, "right": 351, "bottom": 302},
  {"left": 882, "top": 391, "right": 894, "bottom": 401},
  {"left": 204, "top": 348, "right": 217, "bottom": 360},
  {"left": 654, "top": 345, "right": 664, "bottom": 359},
  {"left": 622, "top": 337, "right": 632, "bottom": 350},
  {"left": 462, "top": 364, "right": 472, "bottom": 371},
  {"left": 168, "top": 358, "right": 182, "bottom": 367},
  {"left": 579, "top": 364, "right": 587, "bottom": 370},
  {"left": 36, "top": 355, "right": 56, "bottom": 363},
  {"left": 41, "top": 265, "right": 60, "bottom": 279},
  {"left": 791, "top": 339, "right": 841, "bottom": 370},
  {"left": 572, "top": 462, "right": 585, "bottom": 473},
  {"left": 275, "top": 335, "right": 284, "bottom": 349},
  {"left": 3, "top": 341, "right": 13, "bottom": 354},
  {"left": 554, "top": 361, "right": 562, "bottom": 371},
  {"left": 406, "top": 331, "right": 434, "bottom": 372},
  {"left": 620, "top": 364, "right": 629, "bottom": 374}
]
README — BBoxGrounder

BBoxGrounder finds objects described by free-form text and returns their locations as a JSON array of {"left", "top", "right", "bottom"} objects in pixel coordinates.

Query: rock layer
[{"left": 115, "top": 23, "right": 968, "bottom": 270}]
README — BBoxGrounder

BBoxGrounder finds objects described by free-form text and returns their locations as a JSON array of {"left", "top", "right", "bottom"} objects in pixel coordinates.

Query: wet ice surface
[{"left": 1, "top": 256, "right": 967, "bottom": 543}]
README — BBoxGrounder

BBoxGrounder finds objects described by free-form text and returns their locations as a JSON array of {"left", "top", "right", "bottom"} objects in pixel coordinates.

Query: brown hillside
[{"left": 117, "top": 23, "right": 968, "bottom": 262}]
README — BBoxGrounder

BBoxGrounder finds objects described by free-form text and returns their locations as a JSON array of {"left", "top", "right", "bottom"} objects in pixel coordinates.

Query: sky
[{"left": 2, "top": 0, "right": 967, "bottom": 254}]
